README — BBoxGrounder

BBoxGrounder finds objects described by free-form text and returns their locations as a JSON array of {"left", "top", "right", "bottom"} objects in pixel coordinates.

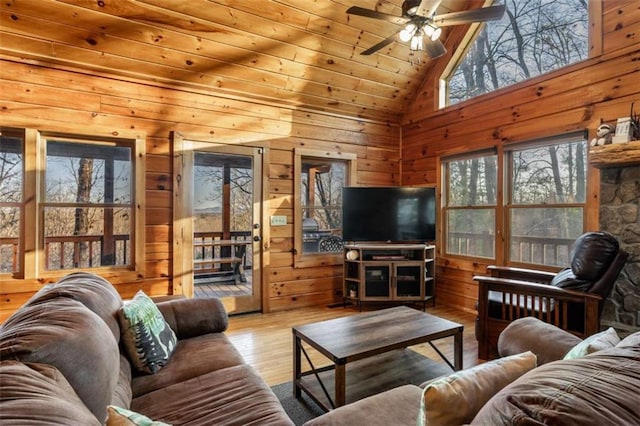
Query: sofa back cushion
[
  {"left": 0, "top": 361, "right": 101, "bottom": 425},
  {"left": 26, "top": 272, "right": 123, "bottom": 341},
  {"left": 0, "top": 298, "right": 120, "bottom": 423}
]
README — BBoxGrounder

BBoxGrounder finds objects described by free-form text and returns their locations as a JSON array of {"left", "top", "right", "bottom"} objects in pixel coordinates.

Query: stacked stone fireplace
[{"left": 599, "top": 162, "right": 640, "bottom": 333}]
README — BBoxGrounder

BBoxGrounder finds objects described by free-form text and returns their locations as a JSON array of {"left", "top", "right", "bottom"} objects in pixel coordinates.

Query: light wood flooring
[{"left": 225, "top": 303, "right": 480, "bottom": 387}]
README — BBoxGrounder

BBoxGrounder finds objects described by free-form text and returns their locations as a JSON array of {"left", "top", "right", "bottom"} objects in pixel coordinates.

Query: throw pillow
[
  {"left": 106, "top": 406, "right": 170, "bottom": 426},
  {"left": 563, "top": 327, "right": 620, "bottom": 360},
  {"left": 118, "top": 290, "right": 177, "bottom": 374},
  {"left": 616, "top": 331, "right": 640, "bottom": 348},
  {"left": 417, "top": 351, "right": 537, "bottom": 426}
]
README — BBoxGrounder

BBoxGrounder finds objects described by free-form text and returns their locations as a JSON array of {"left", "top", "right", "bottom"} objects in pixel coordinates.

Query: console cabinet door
[{"left": 362, "top": 262, "right": 391, "bottom": 299}]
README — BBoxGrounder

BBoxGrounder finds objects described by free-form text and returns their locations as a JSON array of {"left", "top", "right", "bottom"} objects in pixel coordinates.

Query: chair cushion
[{"left": 550, "top": 267, "right": 591, "bottom": 291}]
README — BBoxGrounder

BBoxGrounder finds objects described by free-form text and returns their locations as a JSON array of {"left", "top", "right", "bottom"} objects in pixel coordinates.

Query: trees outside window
[
  {"left": 0, "top": 128, "right": 144, "bottom": 278},
  {"left": 0, "top": 129, "right": 23, "bottom": 273},
  {"left": 443, "top": 153, "right": 497, "bottom": 258},
  {"left": 445, "top": 0, "right": 588, "bottom": 106},
  {"left": 507, "top": 135, "right": 586, "bottom": 266},
  {"left": 443, "top": 133, "right": 587, "bottom": 268}
]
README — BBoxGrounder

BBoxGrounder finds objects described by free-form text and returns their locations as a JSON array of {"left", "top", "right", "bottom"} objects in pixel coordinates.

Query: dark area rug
[{"left": 271, "top": 382, "right": 325, "bottom": 426}]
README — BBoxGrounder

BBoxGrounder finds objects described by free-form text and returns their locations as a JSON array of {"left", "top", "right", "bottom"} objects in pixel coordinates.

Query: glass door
[{"left": 173, "top": 137, "right": 263, "bottom": 314}]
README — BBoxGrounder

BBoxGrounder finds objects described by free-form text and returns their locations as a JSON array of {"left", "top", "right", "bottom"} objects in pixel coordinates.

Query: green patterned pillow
[{"left": 118, "top": 290, "right": 177, "bottom": 374}]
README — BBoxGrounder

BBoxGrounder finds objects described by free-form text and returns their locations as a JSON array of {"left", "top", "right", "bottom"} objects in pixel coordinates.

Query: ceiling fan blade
[
  {"left": 433, "top": 4, "right": 506, "bottom": 27},
  {"left": 360, "top": 31, "right": 401, "bottom": 55},
  {"left": 414, "top": 0, "right": 443, "bottom": 18},
  {"left": 346, "top": 6, "right": 409, "bottom": 25},
  {"left": 423, "top": 38, "right": 447, "bottom": 59}
]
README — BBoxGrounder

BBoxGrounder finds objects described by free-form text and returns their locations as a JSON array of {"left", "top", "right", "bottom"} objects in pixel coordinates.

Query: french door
[{"left": 173, "top": 136, "right": 263, "bottom": 314}]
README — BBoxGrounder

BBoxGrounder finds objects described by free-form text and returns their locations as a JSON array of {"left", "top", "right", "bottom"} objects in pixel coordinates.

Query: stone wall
[{"left": 599, "top": 165, "right": 640, "bottom": 334}]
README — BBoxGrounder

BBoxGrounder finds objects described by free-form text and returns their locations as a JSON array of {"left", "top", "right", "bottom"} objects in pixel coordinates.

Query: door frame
[{"left": 172, "top": 132, "right": 269, "bottom": 313}]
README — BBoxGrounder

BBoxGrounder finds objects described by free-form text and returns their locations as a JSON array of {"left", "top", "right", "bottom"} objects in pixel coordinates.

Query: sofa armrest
[
  {"left": 156, "top": 297, "right": 229, "bottom": 339},
  {"left": 497, "top": 317, "right": 582, "bottom": 365}
]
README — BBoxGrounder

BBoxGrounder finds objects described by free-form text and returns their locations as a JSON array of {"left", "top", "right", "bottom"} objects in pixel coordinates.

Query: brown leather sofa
[
  {"left": 0, "top": 272, "right": 293, "bottom": 425},
  {"left": 304, "top": 316, "right": 640, "bottom": 425}
]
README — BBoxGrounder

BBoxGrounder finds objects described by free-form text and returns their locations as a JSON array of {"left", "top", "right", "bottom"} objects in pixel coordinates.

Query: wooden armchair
[{"left": 474, "top": 231, "right": 628, "bottom": 360}]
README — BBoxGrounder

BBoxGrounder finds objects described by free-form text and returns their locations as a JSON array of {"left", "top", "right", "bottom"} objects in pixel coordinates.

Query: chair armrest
[
  {"left": 156, "top": 297, "right": 229, "bottom": 339},
  {"left": 487, "top": 265, "right": 556, "bottom": 284},
  {"left": 474, "top": 276, "right": 603, "bottom": 300}
]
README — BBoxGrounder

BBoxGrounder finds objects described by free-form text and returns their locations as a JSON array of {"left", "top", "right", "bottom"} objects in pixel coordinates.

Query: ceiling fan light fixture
[
  {"left": 410, "top": 33, "right": 423, "bottom": 51},
  {"left": 423, "top": 22, "right": 442, "bottom": 41},
  {"left": 399, "top": 23, "right": 417, "bottom": 42}
]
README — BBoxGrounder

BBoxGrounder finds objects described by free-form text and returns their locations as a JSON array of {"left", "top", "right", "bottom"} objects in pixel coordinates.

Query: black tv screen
[{"left": 342, "top": 187, "right": 436, "bottom": 243}]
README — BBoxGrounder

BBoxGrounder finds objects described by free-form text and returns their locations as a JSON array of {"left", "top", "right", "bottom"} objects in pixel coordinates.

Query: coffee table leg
[
  {"left": 335, "top": 362, "right": 346, "bottom": 407},
  {"left": 454, "top": 327, "right": 463, "bottom": 371},
  {"left": 293, "top": 334, "right": 301, "bottom": 398}
]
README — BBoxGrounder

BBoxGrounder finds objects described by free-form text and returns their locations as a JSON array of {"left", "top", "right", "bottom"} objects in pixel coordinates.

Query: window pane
[
  {"left": 0, "top": 133, "right": 23, "bottom": 273},
  {"left": 509, "top": 207, "right": 583, "bottom": 267},
  {"left": 46, "top": 142, "right": 131, "bottom": 204},
  {"left": 301, "top": 160, "right": 346, "bottom": 254},
  {"left": 511, "top": 141, "right": 587, "bottom": 204},
  {"left": 446, "top": 209, "right": 495, "bottom": 258},
  {"left": 44, "top": 140, "right": 133, "bottom": 271},
  {"left": 44, "top": 207, "right": 131, "bottom": 270},
  {"left": 447, "top": 0, "right": 588, "bottom": 105},
  {"left": 447, "top": 156, "right": 497, "bottom": 206}
]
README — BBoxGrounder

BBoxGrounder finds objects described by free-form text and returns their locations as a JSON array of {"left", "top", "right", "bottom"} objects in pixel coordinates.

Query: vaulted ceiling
[{"left": 0, "top": 0, "right": 481, "bottom": 122}]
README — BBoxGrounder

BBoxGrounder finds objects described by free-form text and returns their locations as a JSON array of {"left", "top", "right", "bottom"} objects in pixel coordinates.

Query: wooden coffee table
[{"left": 292, "top": 306, "right": 463, "bottom": 411}]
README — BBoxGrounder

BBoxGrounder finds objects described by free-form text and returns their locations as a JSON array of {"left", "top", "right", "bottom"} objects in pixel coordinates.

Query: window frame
[
  {"left": 0, "top": 128, "right": 145, "bottom": 282},
  {"left": 438, "top": 0, "right": 597, "bottom": 109},
  {"left": 442, "top": 149, "right": 498, "bottom": 260},
  {"left": 293, "top": 148, "right": 356, "bottom": 268}
]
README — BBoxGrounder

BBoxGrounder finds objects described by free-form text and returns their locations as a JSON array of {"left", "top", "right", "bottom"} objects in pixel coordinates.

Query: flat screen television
[{"left": 342, "top": 187, "right": 436, "bottom": 243}]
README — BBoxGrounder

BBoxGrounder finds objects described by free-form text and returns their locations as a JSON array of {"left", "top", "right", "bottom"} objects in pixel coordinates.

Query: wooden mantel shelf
[{"left": 589, "top": 140, "right": 640, "bottom": 169}]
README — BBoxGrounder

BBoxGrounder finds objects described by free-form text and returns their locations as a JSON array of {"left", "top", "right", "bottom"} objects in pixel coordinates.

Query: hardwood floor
[{"left": 226, "top": 303, "right": 480, "bottom": 387}]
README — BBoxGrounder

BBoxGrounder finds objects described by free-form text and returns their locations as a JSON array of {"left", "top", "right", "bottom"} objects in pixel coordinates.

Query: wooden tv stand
[{"left": 342, "top": 243, "right": 435, "bottom": 310}]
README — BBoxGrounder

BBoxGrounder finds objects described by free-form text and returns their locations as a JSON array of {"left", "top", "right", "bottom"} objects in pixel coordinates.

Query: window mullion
[{"left": 22, "top": 129, "right": 40, "bottom": 279}]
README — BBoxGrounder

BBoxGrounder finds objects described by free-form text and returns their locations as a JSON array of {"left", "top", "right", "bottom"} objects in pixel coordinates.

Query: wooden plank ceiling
[{"left": 0, "top": 0, "right": 475, "bottom": 122}]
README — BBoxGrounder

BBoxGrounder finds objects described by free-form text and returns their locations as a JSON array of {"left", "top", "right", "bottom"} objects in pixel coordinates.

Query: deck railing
[{"left": 193, "top": 231, "right": 252, "bottom": 276}]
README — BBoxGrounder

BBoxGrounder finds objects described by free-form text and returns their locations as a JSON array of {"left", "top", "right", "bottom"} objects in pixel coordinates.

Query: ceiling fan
[{"left": 347, "top": 0, "right": 506, "bottom": 58}]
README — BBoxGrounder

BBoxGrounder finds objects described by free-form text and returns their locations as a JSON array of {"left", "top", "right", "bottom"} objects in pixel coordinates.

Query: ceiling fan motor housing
[{"left": 402, "top": 0, "right": 422, "bottom": 17}]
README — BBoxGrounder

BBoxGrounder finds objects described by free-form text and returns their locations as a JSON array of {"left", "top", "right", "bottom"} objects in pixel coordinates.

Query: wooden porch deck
[{"left": 194, "top": 273, "right": 252, "bottom": 298}]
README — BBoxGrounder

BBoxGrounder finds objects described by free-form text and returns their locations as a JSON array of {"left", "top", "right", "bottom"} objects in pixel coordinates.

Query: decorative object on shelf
[
  {"left": 590, "top": 123, "right": 615, "bottom": 146},
  {"left": 346, "top": 249, "right": 359, "bottom": 260}
]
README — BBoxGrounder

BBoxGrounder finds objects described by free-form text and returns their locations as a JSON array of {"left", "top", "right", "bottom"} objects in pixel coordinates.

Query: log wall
[
  {"left": 401, "top": 0, "right": 640, "bottom": 314},
  {"left": 0, "top": 60, "right": 400, "bottom": 321}
]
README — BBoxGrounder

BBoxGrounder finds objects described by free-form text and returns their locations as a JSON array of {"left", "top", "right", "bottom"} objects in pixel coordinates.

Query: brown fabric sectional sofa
[
  {"left": 0, "top": 272, "right": 293, "bottom": 425},
  {"left": 305, "top": 317, "right": 640, "bottom": 425}
]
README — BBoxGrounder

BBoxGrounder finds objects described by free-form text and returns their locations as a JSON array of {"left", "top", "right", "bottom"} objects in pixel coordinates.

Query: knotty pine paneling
[
  {"left": 401, "top": 0, "right": 640, "bottom": 315},
  {"left": 0, "top": 56, "right": 398, "bottom": 321}
]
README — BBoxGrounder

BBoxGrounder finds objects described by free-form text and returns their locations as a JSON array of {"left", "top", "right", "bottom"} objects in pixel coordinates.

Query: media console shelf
[{"left": 343, "top": 243, "right": 435, "bottom": 311}]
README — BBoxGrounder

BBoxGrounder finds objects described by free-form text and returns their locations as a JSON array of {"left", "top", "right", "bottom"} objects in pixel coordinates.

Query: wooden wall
[
  {"left": 400, "top": 0, "right": 640, "bottom": 313},
  {"left": 0, "top": 60, "right": 400, "bottom": 321}
]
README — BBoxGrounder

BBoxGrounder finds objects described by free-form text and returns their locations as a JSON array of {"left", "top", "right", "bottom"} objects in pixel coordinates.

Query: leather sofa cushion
[
  {"left": 112, "top": 355, "right": 133, "bottom": 409},
  {"left": 131, "top": 364, "right": 293, "bottom": 425},
  {"left": 0, "top": 298, "right": 120, "bottom": 423},
  {"left": 131, "top": 332, "right": 247, "bottom": 397},
  {"left": 0, "top": 361, "right": 100, "bottom": 426},
  {"left": 471, "top": 345, "right": 640, "bottom": 425},
  {"left": 156, "top": 297, "right": 229, "bottom": 339}
]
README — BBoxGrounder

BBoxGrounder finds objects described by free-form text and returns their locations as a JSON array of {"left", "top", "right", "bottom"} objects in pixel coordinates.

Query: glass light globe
[{"left": 399, "top": 23, "right": 417, "bottom": 42}]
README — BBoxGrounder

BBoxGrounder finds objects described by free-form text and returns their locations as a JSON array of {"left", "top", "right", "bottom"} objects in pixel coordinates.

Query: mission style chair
[{"left": 474, "top": 231, "right": 629, "bottom": 360}]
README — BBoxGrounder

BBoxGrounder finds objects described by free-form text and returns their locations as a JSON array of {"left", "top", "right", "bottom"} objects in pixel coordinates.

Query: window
[
  {"left": 294, "top": 149, "right": 356, "bottom": 264},
  {"left": 507, "top": 134, "right": 587, "bottom": 267},
  {"left": 43, "top": 139, "right": 133, "bottom": 270},
  {"left": 443, "top": 152, "right": 498, "bottom": 259},
  {"left": 0, "top": 128, "right": 144, "bottom": 279},
  {"left": 442, "top": 0, "right": 589, "bottom": 106},
  {"left": 0, "top": 129, "right": 23, "bottom": 273},
  {"left": 442, "top": 133, "right": 587, "bottom": 268}
]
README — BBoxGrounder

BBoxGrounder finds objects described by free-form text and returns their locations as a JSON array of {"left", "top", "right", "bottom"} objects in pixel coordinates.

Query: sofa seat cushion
[
  {"left": 0, "top": 361, "right": 100, "bottom": 426},
  {"left": 131, "top": 333, "right": 247, "bottom": 397},
  {"left": 131, "top": 364, "right": 293, "bottom": 426},
  {"left": 471, "top": 346, "right": 640, "bottom": 425},
  {"left": 303, "top": 384, "right": 423, "bottom": 426}
]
